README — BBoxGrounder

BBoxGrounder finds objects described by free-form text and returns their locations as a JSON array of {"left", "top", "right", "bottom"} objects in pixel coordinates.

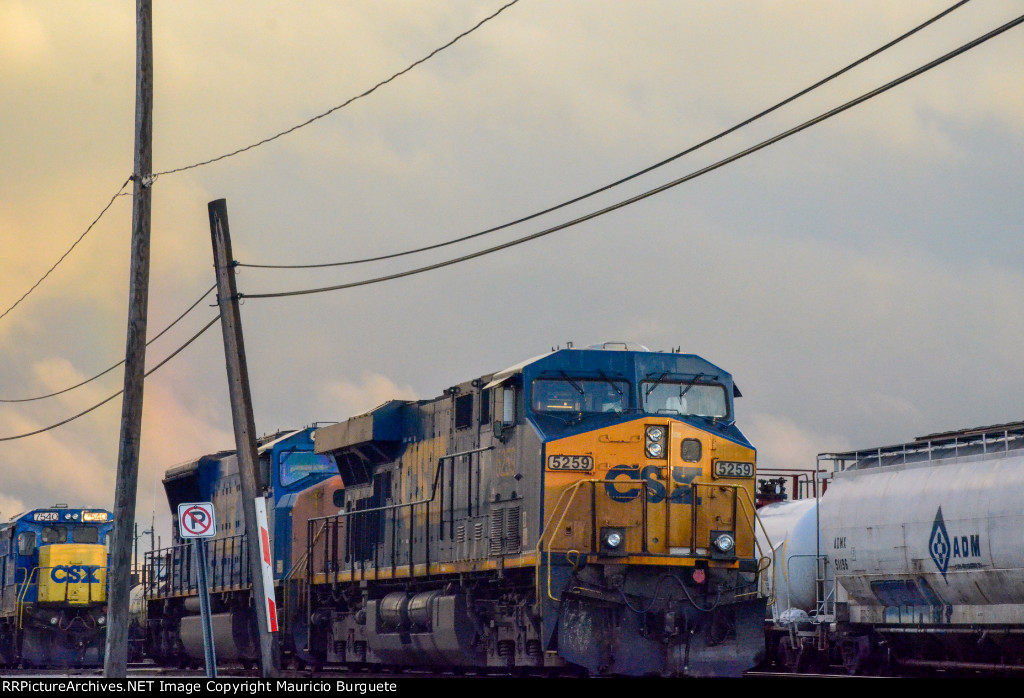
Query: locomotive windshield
[
  {"left": 532, "top": 377, "right": 630, "bottom": 415},
  {"left": 74, "top": 526, "right": 99, "bottom": 544},
  {"left": 641, "top": 379, "right": 728, "bottom": 418},
  {"left": 279, "top": 450, "right": 337, "bottom": 487},
  {"left": 41, "top": 526, "right": 67, "bottom": 544}
]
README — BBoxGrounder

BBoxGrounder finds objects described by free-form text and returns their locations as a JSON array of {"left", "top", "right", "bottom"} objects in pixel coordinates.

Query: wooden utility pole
[
  {"left": 104, "top": 0, "right": 152, "bottom": 677},
  {"left": 208, "top": 199, "right": 278, "bottom": 677}
]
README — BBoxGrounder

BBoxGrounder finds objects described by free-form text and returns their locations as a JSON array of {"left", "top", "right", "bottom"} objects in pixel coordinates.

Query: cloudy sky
[{"left": 2, "top": 1, "right": 1023, "bottom": 540}]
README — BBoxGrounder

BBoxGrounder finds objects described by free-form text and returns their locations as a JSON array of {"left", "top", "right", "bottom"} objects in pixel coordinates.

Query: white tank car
[
  {"left": 757, "top": 498, "right": 831, "bottom": 619},
  {"left": 820, "top": 428, "right": 1024, "bottom": 627}
]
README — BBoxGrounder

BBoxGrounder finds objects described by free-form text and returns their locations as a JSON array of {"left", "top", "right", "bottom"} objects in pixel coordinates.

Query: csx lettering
[
  {"left": 604, "top": 465, "right": 702, "bottom": 504},
  {"left": 50, "top": 565, "right": 101, "bottom": 583}
]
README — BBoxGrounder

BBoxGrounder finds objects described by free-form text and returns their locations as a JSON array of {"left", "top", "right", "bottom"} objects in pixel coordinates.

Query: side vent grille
[
  {"left": 489, "top": 509, "right": 505, "bottom": 556},
  {"left": 505, "top": 506, "right": 521, "bottom": 553}
]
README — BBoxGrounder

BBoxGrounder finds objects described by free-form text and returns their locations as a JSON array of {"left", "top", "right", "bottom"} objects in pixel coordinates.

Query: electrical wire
[
  {"left": 154, "top": 0, "right": 521, "bottom": 177},
  {"left": 239, "top": 11, "right": 1024, "bottom": 301},
  {"left": 237, "top": 0, "right": 972, "bottom": 271},
  {"left": 0, "top": 314, "right": 221, "bottom": 442},
  {"left": 0, "top": 177, "right": 132, "bottom": 323},
  {"left": 0, "top": 285, "right": 216, "bottom": 404}
]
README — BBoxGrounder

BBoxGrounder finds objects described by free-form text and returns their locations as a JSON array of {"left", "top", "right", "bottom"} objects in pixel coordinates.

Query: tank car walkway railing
[
  {"left": 142, "top": 534, "right": 250, "bottom": 599},
  {"left": 535, "top": 479, "right": 772, "bottom": 605},
  {"left": 820, "top": 424, "right": 1024, "bottom": 473},
  {"left": 306, "top": 446, "right": 493, "bottom": 584}
]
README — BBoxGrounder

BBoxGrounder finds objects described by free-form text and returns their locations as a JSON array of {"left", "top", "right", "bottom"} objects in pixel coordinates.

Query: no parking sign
[{"left": 178, "top": 502, "right": 217, "bottom": 538}]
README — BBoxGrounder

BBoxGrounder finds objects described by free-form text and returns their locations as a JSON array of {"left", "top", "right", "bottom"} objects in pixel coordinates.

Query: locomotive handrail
[
  {"left": 307, "top": 446, "right": 495, "bottom": 525},
  {"left": 536, "top": 478, "right": 658, "bottom": 603},
  {"left": 16, "top": 566, "right": 39, "bottom": 629},
  {"left": 734, "top": 485, "right": 775, "bottom": 601},
  {"left": 306, "top": 446, "right": 494, "bottom": 582},
  {"left": 143, "top": 535, "right": 249, "bottom": 599},
  {"left": 537, "top": 479, "right": 767, "bottom": 605}
]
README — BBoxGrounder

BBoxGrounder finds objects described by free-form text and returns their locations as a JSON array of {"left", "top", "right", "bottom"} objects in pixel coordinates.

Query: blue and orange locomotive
[
  {"left": 0, "top": 505, "right": 114, "bottom": 667},
  {"left": 144, "top": 343, "right": 768, "bottom": 676}
]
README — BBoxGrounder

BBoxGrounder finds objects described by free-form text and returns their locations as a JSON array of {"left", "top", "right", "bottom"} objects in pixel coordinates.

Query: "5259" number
[{"left": 547, "top": 455, "right": 594, "bottom": 471}]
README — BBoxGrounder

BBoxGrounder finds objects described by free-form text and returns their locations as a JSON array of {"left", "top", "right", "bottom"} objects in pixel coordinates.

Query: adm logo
[{"left": 929, "top": 506, "right": 981, "bottom": 580}]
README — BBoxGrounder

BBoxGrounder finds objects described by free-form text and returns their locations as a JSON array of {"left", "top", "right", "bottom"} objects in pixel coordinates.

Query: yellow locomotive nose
[{"left": 37, "top": 544, "right": 107, "bottom": 605}]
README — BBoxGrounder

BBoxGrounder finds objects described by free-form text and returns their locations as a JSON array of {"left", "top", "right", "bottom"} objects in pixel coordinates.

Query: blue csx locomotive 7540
[
  {"left": 0, "top": 506, "right": 114, "bottom": 667},
  {"left": 143, "top": 343, "right": 768, "bottom": 676}
]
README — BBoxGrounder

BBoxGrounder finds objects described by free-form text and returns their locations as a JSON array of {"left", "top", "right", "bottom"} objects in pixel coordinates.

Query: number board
[
  {"left": 547, "top": 454, "right": 594, "bottom": 472},
  {"left": 712, "top": 461, "right": 754, "bottom": 479},
  {"left": 34, "top": 512, "right": 60, "bottom": 522}
]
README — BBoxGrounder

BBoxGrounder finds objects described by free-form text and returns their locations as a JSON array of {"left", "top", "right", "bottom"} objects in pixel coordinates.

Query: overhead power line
[
  {"left": 0, "top": 314, "right": 220, "bottom": 442},
  {"left": 0, "top": 284, "right": 216, "bottom": 404},
  {"left": 155, "top": 0, "right": 522, "bottom": 177},
  {"left": 237, "top": 0, "right": 972, "bottom": 271},
  {"left": 0, "top": 177, "right": 132, "bottom": 323},
  {"left": 239, "top": 10, "right": 1024, "bottom": 301}
]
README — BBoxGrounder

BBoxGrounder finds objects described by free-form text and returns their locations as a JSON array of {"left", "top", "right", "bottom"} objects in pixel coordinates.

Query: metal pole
[
  {"left": 133, "top": 523, "right": 139, "bottom": 582},
  {"left": 208, "top": 199, "right": 278, "bottom": 677},
  {"left": 105, "top": 0, "right": 152, "bottom": 677},
  {"left": 195, "top": 538, "right": 218, "bottom": 677}
]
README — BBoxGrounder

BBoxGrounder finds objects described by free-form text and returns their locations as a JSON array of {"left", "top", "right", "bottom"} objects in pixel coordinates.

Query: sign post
[{"left": 178, "top": 502, "right": 218, "bottom": 677}]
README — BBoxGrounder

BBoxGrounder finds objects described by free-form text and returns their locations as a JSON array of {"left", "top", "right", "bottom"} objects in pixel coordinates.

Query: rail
[{"left": 306, "top": 446, "right": 493, "bottom": 583}]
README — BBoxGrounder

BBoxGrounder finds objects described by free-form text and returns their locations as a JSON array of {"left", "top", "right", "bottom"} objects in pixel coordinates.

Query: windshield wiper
[
  {"left": 596, "top": 369, "right": 623, "bottom": 396},
  {"left": 558, "top": 371, "right": 585, "bottom": 395},
  {"left": 677, "top": 372, "right": 706, "bottom": 400},
  {"left": 644, "top": 371, "right": 671, "bottom": 398}
]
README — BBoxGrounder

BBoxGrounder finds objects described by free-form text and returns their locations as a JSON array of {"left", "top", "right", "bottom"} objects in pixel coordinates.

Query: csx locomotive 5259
[
  {"left": 306, "top": 343, "right": 765, "bottom": 676},
  {"left": 0, "top": 506, "right": 113, "bottom": 667},
  {"left": 144, "top": 343, "right": 766, "bottom": 676}
]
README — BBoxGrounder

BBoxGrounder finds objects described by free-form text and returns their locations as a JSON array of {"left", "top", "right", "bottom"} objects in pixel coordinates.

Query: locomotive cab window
[
  {"left": 18, "top": 532, "right": 35, "bottom": 556},
  {"left": 641, "top": 380, "right": 728, "bottom": 419},
  {"left": 41, "top": 526, "right": 67, "bottom": 544},
  {"left": 455, "top": 393, "right": 473, "bottom": 430},
  {"left": 532, "top": 377, "right": 630, "bottom": 414},
  {"left": 280, "top": 450, "right": 337, "bottom": 487},
  {"left": 73, "top": 527, "right": 99, "bottom": 544}
]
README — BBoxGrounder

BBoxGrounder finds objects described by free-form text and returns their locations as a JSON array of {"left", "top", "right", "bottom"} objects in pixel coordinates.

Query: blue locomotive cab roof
[
  {"left": 9, "top": 507, "right": 114, "bottom": 527},
  {"left": 517, "top": 346, "right": 750, "bottom": 446}
]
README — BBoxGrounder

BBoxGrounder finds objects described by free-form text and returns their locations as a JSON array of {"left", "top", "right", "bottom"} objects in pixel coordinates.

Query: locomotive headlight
[
  {"left": 97, "top": 615, "right": 106, "bottom": 626},
  {"left": 49, "top": 616, "right": 59, "bottom": 625},
  {"left": 712, "top": 533, "right": 735, "bottom": 554},
  {"left": 645, "top": 426, "right": 666, "bottom": 442},
  {"left": 600, "top": 527, "right": 628, "bottom": 557},
  {"left": 645, "top": 425, "right": 667, "bottom": 459}
]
